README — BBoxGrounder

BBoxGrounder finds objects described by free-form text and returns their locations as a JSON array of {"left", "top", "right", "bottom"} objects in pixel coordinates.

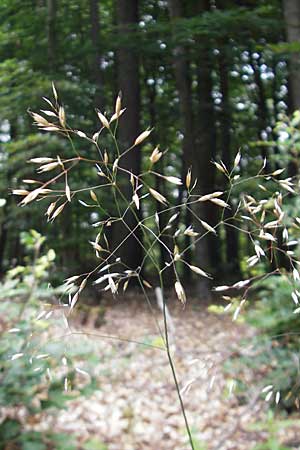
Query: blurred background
[
  {"left": 1, "top": 1, "right": 300, "bottom": 449},
  {"left": 1, "top": 0, "right": 299, "bottom": 281}
]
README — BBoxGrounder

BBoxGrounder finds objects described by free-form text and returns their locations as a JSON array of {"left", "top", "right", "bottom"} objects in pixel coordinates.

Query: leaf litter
[{"left": 9, "top": 295, "right": 300, "bottom": 450}]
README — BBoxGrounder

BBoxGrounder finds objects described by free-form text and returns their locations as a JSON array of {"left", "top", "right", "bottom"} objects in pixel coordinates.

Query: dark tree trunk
[
  {"left": 193, "top": 1, "right": 220, "bottom": 291},
  {"left": 250, "top": 53, "right": 271, "bottom": 171},
  {"left": 0, "top": 206, "right": 8, "bottom": 274},
  {"left": 89, "top": 0, "right": 105, "bottom": 109},
  {"left": 167, "top": 0, "right": 195, "bottom": 170},
  {"left": 219, "top": 48, "right": 240, "bottom": 276},
  {"left": 168, "top": 0, "right": 217, "bottom": 298},
  {"left": 145, "top": 74, "right": 174, "bottom": 286},
  {"left": 114, "top": 0, "right": 143, "bottom": 271},
  {"left": 283, "top": 0, "right": 300, "bottom": 111}
]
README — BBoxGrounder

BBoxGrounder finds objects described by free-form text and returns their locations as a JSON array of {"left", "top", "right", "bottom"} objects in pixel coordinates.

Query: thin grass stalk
[{"left": 159, "top": 272, "right": 195, "bottom": 450}]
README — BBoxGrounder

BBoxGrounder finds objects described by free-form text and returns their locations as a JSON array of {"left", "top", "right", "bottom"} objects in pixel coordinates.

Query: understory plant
[
  {"left": 13, "top": 84, "right": 300, "bottom": 449},
  {"left": 0, "top": 230, "right": 96, "bottom": 449}
]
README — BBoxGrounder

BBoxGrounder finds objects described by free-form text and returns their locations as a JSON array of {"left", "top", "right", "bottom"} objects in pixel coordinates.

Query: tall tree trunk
[
  {"left": 47, "top": 0, "right": 57, "bottom": 71},
  {"left": 283, "top": 0, "right": 300, "bottom": 111},
  {"left": 145, "top": 73, "right": 174, "bottom": 286},
  {"left": 114, "top": 0, "right": 142, "bottom": 270},
  {"left": 167, "top": 0, "right": 195, "bottom": 170},
  {"left": 167, "top": 0, "right": 199, "bottom": 288},
  {"left": 46, "top": 0, "right": 78, "bottom": 272},
  {"left": 0, "top": 219, "right": 8, "bottom": 275},
  {"left": 219, "top": 49, "right": 240, "bottom": 276},
  {"left": 250, "top": 53, "right": 272, "bottom": 172},
  {"left": 89, "top": 0, "right": 105, "bottom": 109},
  {"left": 168, "top": 0, "right": 216, "bottom": 298},
  {"left": 194, "top": 1, "right": 220, "bottom": 293}
]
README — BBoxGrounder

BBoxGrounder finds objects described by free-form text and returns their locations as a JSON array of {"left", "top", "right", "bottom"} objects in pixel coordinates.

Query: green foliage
[
  {"left": 227, "top": 274, "right": 300, "bottom": 410},
  {"left": 248, "top": 275, "right": 300, "bottom": 334},
  {"left": 0, "top": 231, "right": 96, "bottom": 449},
  {"left": 82, "top": 438, "right": 108, "bottom": 450},
  {"left": 0, "top": 229, "right": 63, "bottom": 301},
  {"left": 250, "top": 410, "right": 296, "bottom": 450}
]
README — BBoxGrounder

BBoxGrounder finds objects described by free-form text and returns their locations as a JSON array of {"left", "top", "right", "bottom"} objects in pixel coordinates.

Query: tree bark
[
  {"left": 219, "top": 49, "right": 240, "bottom": 276},
  {"left": 193, "top": 1, "right": 220, "bottom": 293},
  {"left": 167, "top": 0, "right": 195, "bottom": 169},
  {"left": 168, "top": 0, "right": 216, "bottom": 298},
  {"left": 283, "top": 0, "right": 300, "bottom": 111},
  {"left": 89, "top": 0, "right": 105, "bottom": 108},
  {"left": 114, "top": 0, "right": 142, "bottom": 270}
]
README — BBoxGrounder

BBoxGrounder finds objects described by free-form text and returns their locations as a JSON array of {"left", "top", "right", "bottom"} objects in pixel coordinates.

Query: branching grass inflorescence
[{"left": 13, "top": 84, "right": 300, "bottom": 448}]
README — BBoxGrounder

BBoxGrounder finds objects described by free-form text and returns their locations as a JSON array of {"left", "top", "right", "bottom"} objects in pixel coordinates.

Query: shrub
[{"left": 0, "top": 230, "right": 96, "bottom": 449}]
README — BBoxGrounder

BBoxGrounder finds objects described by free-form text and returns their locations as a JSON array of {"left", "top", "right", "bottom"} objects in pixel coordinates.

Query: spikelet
[
  {"left": 97, "top": 111, "right": 110, "bottom": 129},
  {"left": 31, "top": 112, "right": 51, "bottom": 127},
  {"left": 104, "top": 150, "right": 109, "bottom": 165},
  {"left": 186, "top": 168, "right": 192, "bottom": 189},
  {"left": 174, "top": 281, "right": 186, "bottom": 305},
  {"left": 90, "top": 190, "right": 98, "bottom": 202},
  {"left": 150, "top": 147, "right": 162, "bottom": 164},
  {"left": 134, "top": 129, "right": 152, "bottom": 146},
  {"left": 79, "top": 278, "right": 87, "bottom": 293},
  {"left": 13, "top": 190, "right": 30, "bottom": 196},
  {"left": 37, "top": 162, "right": 60, "bottom": 173},
  {"left": 174, "top": 244, "right": 180, "bottom": 261},
  {"left": 65, "top": 183, "right": 71, "bottom": 202},
  {"left": 76, "top": 130, "right": 88, "bottom": 138},
  {"left": 40, "top": 109, "right": 57, "bottom": 117},
  {"left": 110, "top": 108, "right": 126, "bottom": 123},
  {"left": 115, "top": 92, "right": 122, "bottom": 116},
  {"left": 210, "top": 198, "right": 230, "bottom": 208},
  {"left": 46, "top": 202, "right": 56, "bottom": 218},
  {"left": 70, "top": 291, "right": 79, "bottom": 310},
  {"left": 142, "top": 279, "right": 152, "bottom": 289},
  {"left": 184, "top": 226, "right": 198, "bottom": 237},
  {"left": 22, "top": 179, "right": 40, "bottom": 184},
  {"left": 163, "top": 176, "right": 182, "bottom": 185},
  {"left": 198, "top": 192, "right": 223, "bottom": 202},
  {"left": 51, "top": 203, "right": 66, "bottom": 220},
  {"left": 272, "top": 168, "right": 285, "bottom": 176},
  {"left": 59, "top": 106, "right": 66, "bottom": 127},
  {"left": 149, "top": 188, "right": 167, "bottom": 205},
  {"left": 29, "top": 157, "right": 55, "bottom": 164},
  {"left": 200, "top": 220, "right": 216, "bottom": 234},
  {"left": 52, "top": 82, "right": 58, "bottom": 102},
  {"left": 132, "top": 193, "right": 140, "bottom": 210},
  {"left": 130, "top": 173, "right": 135, "bottom": 189},
  {"left": 20, "top": 189, "right": 42, "bottom": 205},
  {"left": 189, "top": 265, "right": 211, "bottom": 278},
  {"left": 233, "top": 151, "right": 241, "bottom": 168}
]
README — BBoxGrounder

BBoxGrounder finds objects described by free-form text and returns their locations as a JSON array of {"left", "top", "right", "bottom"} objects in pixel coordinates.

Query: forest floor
[{"left": 38, "top": 293, "right": 300, "bottom": 450}]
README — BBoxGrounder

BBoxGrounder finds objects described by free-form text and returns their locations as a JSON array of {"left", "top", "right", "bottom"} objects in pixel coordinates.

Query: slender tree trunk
[
  {"left": 194, "top": 1, "right": 220, "bottom": 291},
  {"left": 145, "top": 74, "right": 174, "bottom": 286},
  {"left": 167, "top": 0, "right": 195, "bottom": 170},
  {"left": 114, "top": 0, "right": 142, "bottom": 270},
  {"left": 89, "top": 0, "right": 105, "bottom": 108},
  {"left": 283, "top": 0, "right": 300, "bottom": 111},
  {"left": 194, "top": 44, "right": 218, "bottom": 290},
  {"left": 219, "top": 49, "right": 240, "bottom": 276},
  {"left": 250, "top": 53, "right": 272, "bottom": 172},
  {"left": 46, "top": 0, "right": 78, "bottom": 272},
  {"left": 0, "top": 220, "right": 8, "bottom": 275},
  {"left": 168, "top": 0, "right": 217, "bottom": 298}
]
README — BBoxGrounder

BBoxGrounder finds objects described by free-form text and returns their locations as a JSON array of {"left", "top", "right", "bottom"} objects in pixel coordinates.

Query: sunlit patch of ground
[{"left": 33, "top": 294, "right": 300, "bottom": 449}]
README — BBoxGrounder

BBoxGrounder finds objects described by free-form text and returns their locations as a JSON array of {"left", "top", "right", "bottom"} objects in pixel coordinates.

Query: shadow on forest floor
[{"left": 15, "top": 295, "right": 300, "bottom": 449}]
